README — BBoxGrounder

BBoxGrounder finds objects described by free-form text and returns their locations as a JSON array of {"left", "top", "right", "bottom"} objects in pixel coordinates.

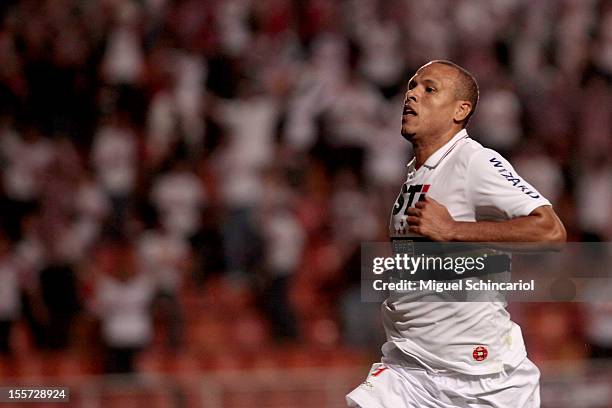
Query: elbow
[
  {"left": 531, "top": 206, "right": 566, "bottom": 249},
  {"left": 539, "top": 216, "right": 567, "bottom": 251},
  {"left": 547, "top": 221, "right": 567, "bottom": 244}
]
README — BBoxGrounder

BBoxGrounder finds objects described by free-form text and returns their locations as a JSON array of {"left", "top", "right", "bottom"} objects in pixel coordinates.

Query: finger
[
  {"left": 406, "top": 216, "right": 420, "bottom": 225},
  {"left": 408, "top": 226, "right": 421, "bottom": 235},
  {"left": 415, "top": 201, "right": 426, "bottom": 209},
  {"left": 406, "top": 207, "right": 421, "bottom": 216},
  {"left": 424, "top": 196, "right": 438, "bottom": 204}
]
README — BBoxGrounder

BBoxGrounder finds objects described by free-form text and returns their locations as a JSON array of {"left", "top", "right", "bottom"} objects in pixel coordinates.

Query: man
[{"left": 346, "top": 60, "right": 566, "bottom": 407}]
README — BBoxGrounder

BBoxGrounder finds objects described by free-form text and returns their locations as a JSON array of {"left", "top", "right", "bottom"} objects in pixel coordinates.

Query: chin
[
  {"left": 401, "top": 122, "right": 414, "bottom": 135},
  {"left": 400, "top": 129, "right": 415, "bottom": 141}
]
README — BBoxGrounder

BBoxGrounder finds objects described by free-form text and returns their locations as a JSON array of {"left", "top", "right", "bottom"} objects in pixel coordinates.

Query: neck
[{"left": 411, "top": 127, "right": 462, "bottom": 169}]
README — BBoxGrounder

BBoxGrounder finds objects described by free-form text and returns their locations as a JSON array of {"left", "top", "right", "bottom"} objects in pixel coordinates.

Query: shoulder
[
  {"left": 449, "top": 136, "right": 492, "bottom": 167},
  {"left": 457, "top": 139, "right": 512, "bottom": 173},
  {"left": 441, "top": 133, "right": 515, "bottom": 176}
]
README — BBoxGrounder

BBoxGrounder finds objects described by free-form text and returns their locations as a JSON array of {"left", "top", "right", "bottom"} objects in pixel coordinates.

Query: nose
[{"left": 405, "top": 89, "right": 418, "bottom": 103}]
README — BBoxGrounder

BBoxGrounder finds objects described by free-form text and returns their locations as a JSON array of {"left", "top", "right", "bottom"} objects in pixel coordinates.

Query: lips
[{"left": 403, "top": 106, "right": 417, "bottom": 116}]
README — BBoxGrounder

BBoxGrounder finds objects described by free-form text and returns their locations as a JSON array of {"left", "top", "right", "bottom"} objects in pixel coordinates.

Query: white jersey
[{"left": 383, "top": 129, "right": 550, "bottom": 375}]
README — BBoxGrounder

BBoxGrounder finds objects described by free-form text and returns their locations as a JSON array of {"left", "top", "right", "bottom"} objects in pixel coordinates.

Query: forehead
[{"left": 410, "top": 63, "right": 458, "bottom": 87}]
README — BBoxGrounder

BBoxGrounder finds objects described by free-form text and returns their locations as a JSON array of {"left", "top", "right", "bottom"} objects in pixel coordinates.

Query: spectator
[
  {"left": 212, "top": 80, "right": 279, "bottom": 281},
  {"left": 146, "top": 47, "right": 207, "bottom": 168},
  {"left": 472, "top": 81, "right": 523, "bottom": 154},
  {"left": 150, "top": 160, "right": 207, "bottom": 240},
  {"left": 259, "top": 170, "right": 305, "bottom": 340},
  {"left": 576, "top": 155, "right": 612, "bottom": 241},
  {"left": 92, "top": 239, "right": 156, "bottom": 374},
  {"left": 138, "top": 225, "right": 191, "bottom": 349},
  {"left": 0, "top": 125, "right": 53, "bottom": 240},
  {"left": 101, "top": 1, "right": 146, "bottom": 87},
  {"left": 91, "top": 112, "right": 139, "bottom": 231},
  {"left": 513, "top": 141, "right": 565, "bottom": 206}
]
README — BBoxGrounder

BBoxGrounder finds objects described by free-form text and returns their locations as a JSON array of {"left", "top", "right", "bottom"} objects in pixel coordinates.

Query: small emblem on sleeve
[{"left": 472, "top": 346, "right": 488, "bottom": 361}]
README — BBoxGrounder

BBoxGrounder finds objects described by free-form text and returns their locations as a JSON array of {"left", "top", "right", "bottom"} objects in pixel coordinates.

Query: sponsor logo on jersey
[
  {"left": 472, "top": 346, "right": 488, "bottom": 361},
  {"left": 489, "top": 157, "right": 540, "bottom": 199},
  {"left": 392, "top": 184, "right": 431, "bottom": 215}
]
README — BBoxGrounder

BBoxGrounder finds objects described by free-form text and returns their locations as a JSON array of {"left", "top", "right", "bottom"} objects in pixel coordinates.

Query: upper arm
[{"left": 466, "top": 149, "right": 551, "bottom": 219}]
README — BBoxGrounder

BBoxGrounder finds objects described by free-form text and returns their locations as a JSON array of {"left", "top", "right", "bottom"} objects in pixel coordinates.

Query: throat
[
  {"left": 412, "top": 140, "right": 445, "bottom": 169},
  {"left": 410, "top": 128, "right": 461, "bottom": 169}
]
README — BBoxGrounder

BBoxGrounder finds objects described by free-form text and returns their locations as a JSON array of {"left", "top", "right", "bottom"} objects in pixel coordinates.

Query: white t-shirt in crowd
[
  {"left": 92, "top": 125, "right": 138, "bottom": 196},
  {"left": 95, "top": 273, "right": 156, "bottom": 348},
  {"left": 150, "top": 170, "right": 206, "bottom": 238},
  {"left": 385, "top": 129, "right": 551, "bottom": 375},
  {"left": 138, "top": 229, "right": 190, "bottom": 292},
  {"left": 0, "top": 130, "right": 54, "bottom": 201}
]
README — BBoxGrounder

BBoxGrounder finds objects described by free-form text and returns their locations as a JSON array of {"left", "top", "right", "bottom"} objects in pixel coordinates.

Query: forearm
[
  {"left": 408, "top": 201, "right": 566, "bottom": 247},
  {"left": 447, "top": 207, "right": 567, "bottom": 247},
  {"left": 449, "top": 218, "right": 553, "bottom": 242}
]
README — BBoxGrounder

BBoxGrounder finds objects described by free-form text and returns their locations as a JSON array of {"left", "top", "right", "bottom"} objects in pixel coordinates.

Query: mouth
[{"left": 403, "top": 106, "right": 417, "bottom": 117}]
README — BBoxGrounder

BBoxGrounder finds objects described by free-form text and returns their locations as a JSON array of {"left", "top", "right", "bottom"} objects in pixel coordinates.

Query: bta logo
[
  {"left": 393, "top": 184, "right": 431, "bottom": 215},
  {"left": 472, "top": 346, "right": 488, "bottom": 361}
]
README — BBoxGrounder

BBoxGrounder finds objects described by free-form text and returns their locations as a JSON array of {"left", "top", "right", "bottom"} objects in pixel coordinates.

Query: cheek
[{"left": 429, "top": 102, "right": 455, "bottom": 120}]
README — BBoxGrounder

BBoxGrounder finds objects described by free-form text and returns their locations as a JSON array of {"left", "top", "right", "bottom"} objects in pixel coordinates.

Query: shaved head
[{"left": 422, "top": 60, "right": 479, "bottom": 127}]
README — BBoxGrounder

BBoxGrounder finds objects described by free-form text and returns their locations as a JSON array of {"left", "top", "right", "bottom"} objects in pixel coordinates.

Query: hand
[{"left": 406, "top": 197, "right": 456, "bottom": 241}]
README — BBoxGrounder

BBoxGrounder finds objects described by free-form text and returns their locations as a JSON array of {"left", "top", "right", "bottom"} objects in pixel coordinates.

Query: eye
[{"left": 425, "top": 86, "right": 436, "bottom": 93}]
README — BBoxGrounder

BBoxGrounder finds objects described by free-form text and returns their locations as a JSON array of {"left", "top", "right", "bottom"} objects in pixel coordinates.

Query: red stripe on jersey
[{"left": 371, "top": 367, "right": 388, "bottom": 376}]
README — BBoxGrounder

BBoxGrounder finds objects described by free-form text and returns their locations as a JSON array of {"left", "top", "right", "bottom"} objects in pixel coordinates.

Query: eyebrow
[{"left": 408, "top": 76, "right": 442, "bottom": 88}]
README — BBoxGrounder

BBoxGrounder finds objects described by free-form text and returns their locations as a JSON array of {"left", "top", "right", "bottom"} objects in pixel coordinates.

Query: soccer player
[{"left": 346, "top": 60, "right": 566, "bottom": 407}]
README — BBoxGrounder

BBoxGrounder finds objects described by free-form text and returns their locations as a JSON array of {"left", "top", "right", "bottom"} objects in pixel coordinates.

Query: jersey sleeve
[{"left": 466, "top": 148, "right": 551, "bottom": 219}]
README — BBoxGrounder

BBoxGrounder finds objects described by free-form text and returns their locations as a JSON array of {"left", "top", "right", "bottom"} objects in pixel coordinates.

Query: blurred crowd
[{"left": 0, "top": 0, "right": 611, "bottom": 375}]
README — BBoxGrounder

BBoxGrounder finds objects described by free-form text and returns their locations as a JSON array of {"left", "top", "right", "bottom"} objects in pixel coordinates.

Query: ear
[{"left": 453, "top": 101, "right": 472, "bottom": 123}]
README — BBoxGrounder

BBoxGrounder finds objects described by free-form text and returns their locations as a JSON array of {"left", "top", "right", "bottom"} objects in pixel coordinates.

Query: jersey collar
[{"left": 408, "top": 129, "right": 469, "bottom": 170}]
